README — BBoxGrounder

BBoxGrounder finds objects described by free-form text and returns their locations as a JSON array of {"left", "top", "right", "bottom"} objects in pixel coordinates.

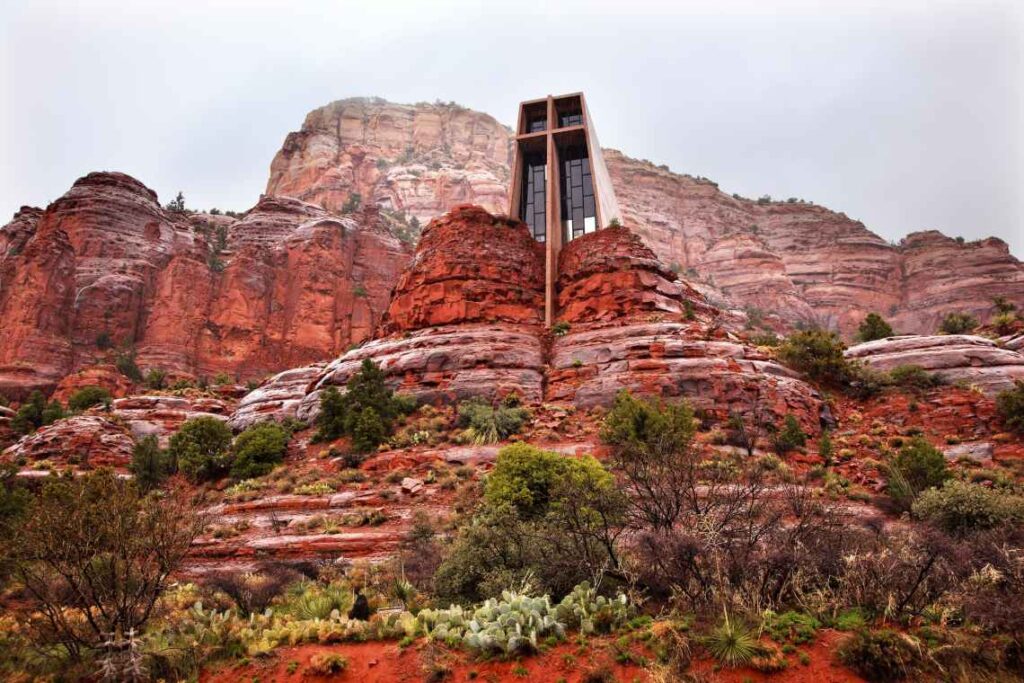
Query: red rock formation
[
  {"left": 0, "top": 173, "right": 411, "bottom": 396},
  {"left": 266, "top": 98, "right": 511, "bottom": 222},
  {"left": 112, "top": 394, "right": 233, "bottom": 446},
  {"left": 845, "top": 334, "right": 1024, "bottom": 396},
  {"left": 51, "top": 364, "right": 134, "bottom": 404},
  {"left": 1, "top": 415, "right": 134, "bottom": 469},
  {"left": 230, "top": 363, "right": 325, "bottom": 430}
]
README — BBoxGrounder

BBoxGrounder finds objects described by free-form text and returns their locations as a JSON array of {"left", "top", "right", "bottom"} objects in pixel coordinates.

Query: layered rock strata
[{"left": 845, "top": 335, "right": 1024, "bottom": 397}]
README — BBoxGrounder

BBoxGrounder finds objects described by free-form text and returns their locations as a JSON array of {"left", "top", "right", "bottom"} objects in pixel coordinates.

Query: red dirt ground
[{"left": 201, "top": 630, "right": 867, "bottom": 682}]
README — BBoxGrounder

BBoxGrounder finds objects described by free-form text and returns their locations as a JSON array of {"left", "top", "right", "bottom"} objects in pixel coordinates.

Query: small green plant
[
  {"left": 67, "top": 386, "right": 112, "bottom": 412},
  {"left": 777, "top": 329, "right": 852, "bottom": 386},
  {"left": 819, "top": 430, "right": 833, "bottom": 466},
  {"left": 762, "top": 611, "right": 819, "bottom": 645},
  {"left": 832, "top": 608, "right": 867, "bottom": 631},
  {"left": 703, "top": 611, "right": 760, "bottom": 668},
  {"left": 888, "top": 365, "right": 942, "bottom": 392},
  {"left": 457, "top": 395, "right": 530, "bottom": 445},
  {"left": 231, "top": 422, "right": 290, "bottom": 479},
  {"left": 168, "top": 416, "right": 233, "bottom": 482},
  {"left": 145, "top": 368, "right": 167, "bottom": 390},
  {"left": 115, "top": 347, "right": 143, "bottom": 382},
  {"left": 996, "top": 380, "right": 1024, "bottom": 434},
  {"left": 95, "top": 331, "right": 113, "bottom": 349},
  {"left": 886, "top": 436, "right": 949, "bottom": 510},
  {"left": 939, "top": 311, "right": 979, "bottom": 335},
  {"left": 772, "top": 414, "right": 807, "bottom": 454},
  {"left": 10, "top": 391, "right": 64, "bottom": 435},
  {"left": 913, "top": 479, "right": 1024, "bottom": 535},
  {"left": 856, "top": 312, "right": 894, "bottom": 342},
  {"left": 130, "top": 435, "right": 173, "bottom": 492},
  {"left": 551, "top": 321, "right": 571, "bottom": 336},
  {"left": 313, "top": 359, "right": 414, "bottom": 452}
]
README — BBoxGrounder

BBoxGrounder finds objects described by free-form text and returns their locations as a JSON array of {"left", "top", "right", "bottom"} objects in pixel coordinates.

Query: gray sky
[{"left": 2, "top": 0, "right": 1021, "bottom": 256}]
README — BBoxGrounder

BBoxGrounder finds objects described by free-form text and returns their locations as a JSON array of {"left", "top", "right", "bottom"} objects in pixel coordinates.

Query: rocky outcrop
[
  {"left": 1, "top": 415, "right": 135, "bottom": 469},
  {"left": 548, "top": 227, "right": 823, "bottom": 430},
  {"left": 266, "top": 98, "right": 511, "bottom": 222},
  {"left": 0, "top": 173, "right": 411, "bottom": 397},
  {"left": 229, "top": 363, "right": 325, "bottom": 430},
  {"left": 112, "top": 395, "right": 233, "bottom": 446},
  {"left": 846, "top": 335, "right": 1024, "bottom": 396},
  {"left": 51, "top": 364, "right": 134, "bottom": 404}
]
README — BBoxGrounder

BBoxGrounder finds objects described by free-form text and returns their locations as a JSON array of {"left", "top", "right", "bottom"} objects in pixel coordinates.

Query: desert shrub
[
  {"left": 939, "top": 312, "right": 978, "bottom": 335},
  {"left": 992, "top": 312, "right": 1018, "bottom": 335},
  {"left": 207, "top": 564, "right": 300, "bottom": 616},
  {"left": 130, "top": 435, "right": 173, "bottom": 492},
  {"left": 10, "top": 390, "right": 64, "bottom": 434},
  {"left": 308, "top": 653, "right": 348, "bottom": 674},
  {"left": 777, "top": 329, "right": 852, "bottom": 386},
  {"left": 115, "top": 348, "right": 143, "bottom": 382},
  {"left": 996, "top": 380, "right": 1024, "bottom": 434},
  {"left": 434, "top": 444, "right": 625, "bottom": 604},
  {"left": 913, "top": 480, "right": 1024, "bottom": 535},
  {"left": 230, "top": 422, "right": 289, "bottom": 479},
  {"left": 703, "top": 611, "right": 760, "bottom": 667},
  {"left": 168, "top": 416, "right": 233, "bottom": 483},
  {"left": 819, "top": 430, "right": 834, "bottom": 466},
  {"left": 600, "top": 390, "right": 697, "bottom": 531},
  {"left": 5, "top": 470, "right": 203, "bottom": 661},
  {"left": 144, "top": 368, "right": 167, "bottom": 390},
  {"left": 282, "top": 580, "right": 353, "bottom": 620},
  {"left": 313, "top": 359, "right": 414, "bottom": 451},
  {"left": 67, "top": 385, "right": 112, "bottom": 412},
  {"left": 772, "top": 414, "right": 806, "bottom": 454},
  {"left": 993, "top": 296, "right": 1017, "bottom": 315},
  {"left": 857, "top": 313, "right": 894, "bottom": 342},
  {"left": 886, "top": 437, "right": 949, "bottom": 510},
  {"left": 837, "top": 628, "right": 921, "bottom": 682},
  {"left": 888, "top": 365, "right": 942, "bottom": 392},
  {"left": 457, "top": 395, "right": 529, "bottom": 444},
  {"left": 551, "top": 321, "right": 571, "bottom": 336},
  {"left": 762, "top": 610, "right": 819, "bottom": 645}
]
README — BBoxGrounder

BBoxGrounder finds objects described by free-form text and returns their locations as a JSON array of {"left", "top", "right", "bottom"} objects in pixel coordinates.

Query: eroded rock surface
[
  {"left": 1, "top": 415, "right": 134, "bottom": 469},
  {"left": 846, "top": 334, "right": 1024, "bottom": 396}
]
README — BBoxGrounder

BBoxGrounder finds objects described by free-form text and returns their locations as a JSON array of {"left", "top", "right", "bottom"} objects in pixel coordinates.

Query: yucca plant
[{"left": 703, "top": 609, "right": 761, "bottom": 668}]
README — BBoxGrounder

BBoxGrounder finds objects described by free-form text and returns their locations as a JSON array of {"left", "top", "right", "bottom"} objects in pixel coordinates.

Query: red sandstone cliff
[{"left": 0, "top": 172, "right": 411, "bottom": 399}]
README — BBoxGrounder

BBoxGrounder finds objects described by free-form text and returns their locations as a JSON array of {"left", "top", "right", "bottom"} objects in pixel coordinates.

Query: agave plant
[{"left": 703, "top": 609, "right": 761, "bottom": 668}]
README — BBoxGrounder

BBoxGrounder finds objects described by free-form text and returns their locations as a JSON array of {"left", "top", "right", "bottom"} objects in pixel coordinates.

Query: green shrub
[
  {"left": 886, "top": 437, "right": 949, "bottom": 510},
  {"left": 130, "top": 435, "right": 172, "bottom": 492},
  {"left": 551, "top": 321, "right": 571, "bottom": 336},
  {"left": 913, "top": 480, "right": 1024, "bottom": 535},
  {"left": 95, "top": 331, "right": 113, "bottom": 350},
  {"left": 10, "top": 391, "right": 64, "bottom": 435},
  {"left": 777, "top": 329, "right": 851, "bottom": 385},
  {"left": 67, "top": 386, "right": 112, "bottom": 412},
  {"left": 308, "top": 653, "right": 348, "bottom": 674},
  {"left": 996, "top": 380, "right": 1024, "bottom": 434},
  {"left": 145, "top": 368, "right": 167, "bottom": 390},
  {"left": 819, "top": 430, "right": 834, "bottom": 466},
  {"left": 772, "top": 414, "right": 807, "bottom": 454},
  {"left": 837, "top": 628, "right": 920, "bottom": 682},
  {"left": 992, "top": 296, "right": 1017, "bottom": 315},
  {"left": 115, "top": 348, "right": 143, "bottom": 382},
  {"left": 856, "top": 313, "right": 894, "bottom": 342},
  {"left": 762, "top": 611, "right": 819, "bottom": 645},
  {"left": 703, "top": 612, "right": 760, "bottom": 668},
  {"left": 888, "top": 365, "right": 942, "bottom": 392},
  {"left": 457, "top": 396, "right": 530, "bottom": 445},
  {"left": 313, "top": 359, "right": 413, "bottom": 452},
  {"left": 168, "top": 416, "right": 233, "bottom": 482},
  {"left": 939, "top": 312, "right": 978, "bottom": 335},
  {"left": 992, "top": 312, "right": 1018, "bottom": 335},
  {"left": 230, "top": 422, "right": 290, "bottom": 479}
]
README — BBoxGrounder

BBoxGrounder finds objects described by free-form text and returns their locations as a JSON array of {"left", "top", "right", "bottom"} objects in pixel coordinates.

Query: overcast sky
[{"left": 2, "top": 0, "right": 1021, "bottom": 256}]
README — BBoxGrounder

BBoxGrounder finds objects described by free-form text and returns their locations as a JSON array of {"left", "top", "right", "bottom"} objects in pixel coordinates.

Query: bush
[
  {"left": 777, "top": 329, "right": 852, "bottom": 385},
  {"left": 703, "top": 612, "right": 760, "bottom": 667},
  {"left": 130, "top": 435, "right": 172, "bottom": 492},
  {"left": 457, "top": 396, "right": 529, "bottom": 444},
  {"left": 230, "top": 422, "right": 290, "bottom": 479},
  {"left": 939, "top": 312, "right": 978, "bottom": 335},
  {"left": 996, "top": 381, "right": 1024, "bottom": 434},
  {"left": 168, "top": 416, "right": 233, "bottom": 482},
  {"left": 10, "top": 391, "right": 63, "bottom": 435},
  {"left": 207, "top": 564, "right": 300, "bottom": 616},
  {"left": 114, "top": 348, "right": 143, "bottom": 382},
  {"left": 857, "top": 313, "right": 894, "bottom": 342},
  {"left": 837, "top": 628, "right": 920, "bottom": 682},
  {"left": 772, "top": 414, "right": 807, "bottom": 454},
  {"left": 67, "top": 385, "right": 112, "bottom": 412},
  {"left": 888, "top": 365, "right": 942, "bottom": 392},
  {"left": 913, "top": 480, "right": 1024, "bottom": 535},
  {"left": 308, "top": 653, "right": 348, "bottom": 674},
  {"left": 886, "top": 437, "right": 949, "bottom": 511},
  {"left": 145, "top": 368, "right": 167, "bottom": 390},
  {"left": 313, "top": 359, "right": 414, "bottom": 452}
]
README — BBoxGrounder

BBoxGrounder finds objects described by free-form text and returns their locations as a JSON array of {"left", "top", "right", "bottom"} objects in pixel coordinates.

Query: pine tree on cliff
[{"left": 856, "top": 313, "right": 894, "bottom": 342}]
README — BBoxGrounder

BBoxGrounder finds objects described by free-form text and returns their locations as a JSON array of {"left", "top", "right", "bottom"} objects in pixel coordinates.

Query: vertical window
[
  {"left": 559, "top": 145, "right": 595, "bottom": 242},
  {"left": 519, "top": 151, "right": 546, "bottom": 242}
]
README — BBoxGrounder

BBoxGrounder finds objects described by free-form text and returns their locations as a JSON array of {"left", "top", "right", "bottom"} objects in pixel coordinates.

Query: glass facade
[
  {"left": 519, "top": 151, "right": 547, "bottom": 242},
  {"left": 559, "top": 111, "right": 583, "bottom": 127},
  {"left": 527, "top": 115, "right": 547, "bottom": 133},
  {"left": 559, "top": 145, "right": 596, "bottom": 241}
]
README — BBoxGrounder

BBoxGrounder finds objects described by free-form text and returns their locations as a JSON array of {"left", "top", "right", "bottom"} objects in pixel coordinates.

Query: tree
[
  {"left": 772, "top": 414, "right": 807, "bottom": 454},
  {"left": 68, "top": 386, "right": 112, "bottom": 412},
  {"left": 856, "top": 313, "right": 894, "bottom": 342},
  {"left": 352, "top": 407, "right": 386, "bottom": 454},
  {"left": 230, "top": 422, "right": 290, "bottom": 479},
  {"left": 313, "top": 359, "right": 414, "bottom": 452},
  {"left": 6, "top": 470, "right": 204, "bottom": 661},
  {"left": 168, "top": 416, "right": 233, "bottom": 482},
  {"left": 886, "top": 437, "right": 949, "bottom": 511},
  {"left": 10, "top": 391, "right": 63, "bottom": 435},
  {"left": 992, "top": 297, "right": 1017, "bottom": 315},
  {"left": 130, "top": 435, "right": 172, "bottom": 492},
  {"left": 777, "top": 329, "right": 852, "bottom": 386},
  {"left": 997, "top": 381, "right": 1024, "bottom": 434},
  {"left": 165, "top": 191, "right": 186, "bottom": 213},
  {"left": 600, "top": 391, "right": 698, "bottom": 531},
  {"left": 939, "top": 312, "right": 978, "bottom": 335}
]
